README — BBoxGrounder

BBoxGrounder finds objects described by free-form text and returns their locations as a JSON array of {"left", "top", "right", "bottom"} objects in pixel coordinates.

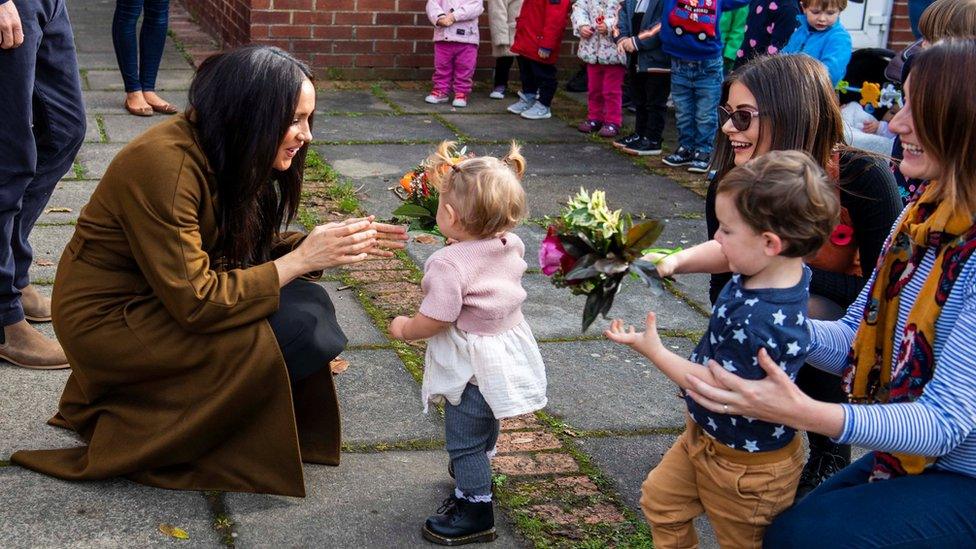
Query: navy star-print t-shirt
[{"left": 684, "top": 266, "right": 812, "bottom": 452}]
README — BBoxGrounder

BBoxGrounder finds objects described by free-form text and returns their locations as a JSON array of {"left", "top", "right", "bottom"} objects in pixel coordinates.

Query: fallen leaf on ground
[
  {"left": 330, "top": 357, "right": 350, "bottom": 374},
  {"left": 35, "top": 260, "right": 54, "bottom": 267},
  {"left": 414, "top": 234, "right": 437, "bottom": 244},
  {"left": 158, "top": 523, "right": 189, "bottom": 540},
  {"left": 45, "top": 207, "right": 73, "bottom": 213}
]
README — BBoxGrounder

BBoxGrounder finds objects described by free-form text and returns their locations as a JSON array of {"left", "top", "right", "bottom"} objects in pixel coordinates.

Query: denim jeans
[
  {"left": 670, "top": 56, "right": 723, "bottom": 154},
  {"left": 112, "top": 0, "right": 171, "bottom": 92},
  {"left": 764, "top": 454, "right": 976, "bottom": 548},
  {"left": 0, "top": 0, "right": 85, "bottom": 325}
]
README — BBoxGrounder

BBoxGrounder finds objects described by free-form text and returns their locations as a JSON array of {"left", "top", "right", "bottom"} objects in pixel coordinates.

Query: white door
[{"left": 842, "top": 0, "right": 893, "bottom": 49}]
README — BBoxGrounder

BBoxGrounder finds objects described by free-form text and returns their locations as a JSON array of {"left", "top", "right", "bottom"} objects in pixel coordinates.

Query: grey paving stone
[
  {"left": 312, "top": 114, "right": 456, "bottom": 143},
  {"left": 479, "top": 143, "right": 648, "bottom": 177},
  {"left": 577, "top": 435, "right": 719, "bottom": 549},
  {"left": 0, "top": 364, "right": 78, "bottom": 460},
  {"left": 83, "top": 90, "right": 189, "bottom": 114},
  {"left": 357, "top": 176, "right": 407, "bottom": 222},
  {"left": 38, "top": 180, "right": 97, "bottom": 224},
  {"left": 672, "top": 272, "right": 714, "bottom": 313},
  {"left": 226, "top": 450, "right": 527, "bottom": 549},
  {"left": 314, "top": 143, "right": 433, "bottom": 181},
  {"left": 84, "top": 114, "right": 100, "bottom": 143},
  {"left": 522, "top": 173, "right": 705, "bottom": 219},
  {"left": 100, "top": 114, "right": 173, "bottom": 143},
  {"left": 318, "top": 281, "right": 386, "bottom": 347},
  {"left": 28, "top": 225, "right": 74, "bottom": 283},
  {"left": 315, "top": 90, "right": 394, "bottom": 114},
  {"left": 76, "top": 49, "right": 190, "bottom": 71},
  {"left": 335, "top": 349, "right": 442, "bottom": 446},
  {"left": 541, "top": 338, "right": 693, "bottom": 431},
  {"left": 75, "top": 142, "right": 125, "bottom": 179},
  {"left": 440, "top": 114, "right": 587, "bottom": 143},
  {"left": 0, "top": 468, "right": 220, "bottom": 548},
  {"left": 383, "top": 89, "right": 517, "bottom": 115},
  {"left": 85, "top": 69, "right": 194, "bottom": 91}
]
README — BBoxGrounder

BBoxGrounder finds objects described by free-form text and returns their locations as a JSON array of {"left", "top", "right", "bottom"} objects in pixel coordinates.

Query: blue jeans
[
  {"left": 112, "top": 0, "right": 170, "bottom": 92},
  {"left": 764, "top": 454, "right": 976, "bottom": 548},
  {"left": 0, "top": 0, "right": 85, "bottom": 325},
  {"left": 670, "top": 56, "right": 724, "bottom": 154}
]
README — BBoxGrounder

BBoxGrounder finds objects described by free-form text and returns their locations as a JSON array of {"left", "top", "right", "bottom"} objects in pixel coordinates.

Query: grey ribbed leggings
[{"left": 445, "top": 383, "right": 500, "bottom": 498}]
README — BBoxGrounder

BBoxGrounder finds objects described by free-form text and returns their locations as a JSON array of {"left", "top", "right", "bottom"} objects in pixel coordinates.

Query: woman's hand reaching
[
  {"left": 275, "top": 216, "right": 401, "bottom": 285},
  {"left": 364, "top": 221, "right": 408, "bottom": 257}
]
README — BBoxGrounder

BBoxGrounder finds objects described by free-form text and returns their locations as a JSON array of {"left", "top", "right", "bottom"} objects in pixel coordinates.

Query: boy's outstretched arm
[
  {"left": 605, "top": 312, "right": 717, "bottom": 389},
  {"left": 389, "top": 313, "right": 451, "bottom": 341},
  {"left": 644, "top": 240, "right": 731, "bottom": 277}
]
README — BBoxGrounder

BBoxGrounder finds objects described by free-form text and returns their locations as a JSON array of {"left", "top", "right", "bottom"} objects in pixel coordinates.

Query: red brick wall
[
  {"left": 887, "top": 0, "right": 914, "bottom": 51},
  {"left": 178, "top": 0, "right": 580, "bottom": 80}
]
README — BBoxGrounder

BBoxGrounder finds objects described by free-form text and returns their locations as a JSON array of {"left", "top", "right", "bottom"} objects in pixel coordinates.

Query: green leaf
[
  {"left": 392, "top": 203, "right": 434, "bottom": 218},
  {"left": 625, "top": 219, "right": 664, "bottom": 253},
  {"left": 582, "top": 291, "right": 605, "bottom": 333}
]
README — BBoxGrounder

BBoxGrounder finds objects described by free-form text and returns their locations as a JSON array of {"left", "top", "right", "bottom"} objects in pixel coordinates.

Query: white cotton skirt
[{"left": 421, "top": 319, "right": 547, "bottom": 419}]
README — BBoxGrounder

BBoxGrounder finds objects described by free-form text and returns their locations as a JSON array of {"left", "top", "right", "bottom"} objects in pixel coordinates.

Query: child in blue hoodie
[
  {"left": 660, "top": 0, "right": 750, "bottom": 173},
  {"left": 782, "top": 0, "right": 852, "bottom": 86}
]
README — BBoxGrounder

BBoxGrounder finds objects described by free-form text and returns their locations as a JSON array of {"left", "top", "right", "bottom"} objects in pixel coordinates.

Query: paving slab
[
  {"left": 314, "top": 143, "right": 433, "bottom": 181},
  {"left": 440, "top": 113, "right": 587, "bottom": 143},
  {"left": 383, "top": 89, "right": 518, "bottom": 115},
  {"left": 82, "top": 90, "right": 189, "bottom": 114},
  {"left": 0, "top": 365, "right": 79, "bottom": 460},
  {"left": 335, "top": 349, "right": 442, "bottom": 446},
  {"left": 226, "top": 450, "right": 527, "bottom": 548},
  {"left": 84, "top": 69, "right": 194, "bottom": 91},
  {"left": 41, "top": 181, "right": 96, "bottom": 224},
  {"left": 317, "top": 281, "right": 386, "bottom": 346},
  {"left": 577, "top": 435, "right": 719, "bottom": 549},
  {"left": 99, "top": 114, "right": 173, "bottom": 143},
  {"left": 76, "top": 49, "right": 189, "bottom": 71},
  {"left": 0, "top": 468, "right": 219, "bottom": 548},
  {"left": 540, "top": 338, "right": 693, "bottom": 431},
  {"left": 74, "top": 142, "right": 125, "bottom": 179},
  {"left": 28, "top": 225, "right": 74, "bottom": 283},
  {"left": 356, "top": 176, "right": 406, "bottom": 222},
  {"left": 478, "top": 143, "right": 648, "bottom": 177},
  {"left": 316, "top": 90, "right": 394, "bottom": 114},
  {"left": 522, "top": 172, "right": 705, "bottom": 219},
  {"left": 312, "top": 113, "right": 456, "bottom": 143},
  {"left": 83, "top": 114, "right": 100, "bottom": 143}
]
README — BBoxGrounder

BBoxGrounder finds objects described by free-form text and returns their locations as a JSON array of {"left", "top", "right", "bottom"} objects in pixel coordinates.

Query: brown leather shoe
[
  {"left": 21, "top": 284, "right": 52, "bottom": 322},
  {"left": 0, "top": 320, "right": 69, "bottom": 370}
]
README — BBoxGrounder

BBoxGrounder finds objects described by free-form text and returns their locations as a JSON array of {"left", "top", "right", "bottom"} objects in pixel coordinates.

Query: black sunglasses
[{"left": 719, "top": 106, "right": 761, "bottom": 132}]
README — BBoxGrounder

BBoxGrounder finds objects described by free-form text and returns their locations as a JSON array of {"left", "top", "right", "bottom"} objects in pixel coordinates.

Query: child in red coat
[{"left": 507, "top": 0, "right": 573, "bottom": 120}]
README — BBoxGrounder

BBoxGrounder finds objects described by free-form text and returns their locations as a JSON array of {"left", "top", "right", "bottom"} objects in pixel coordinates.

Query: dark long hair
[{"left": 186, "top": 46, "right": 313, "bottom": 268}]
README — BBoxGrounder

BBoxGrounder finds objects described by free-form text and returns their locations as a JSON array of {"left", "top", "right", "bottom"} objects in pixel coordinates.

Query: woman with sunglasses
[
  {"left": 683, "top": 39, "right": 976, "bottom": 546},
  {"left": 651, "top": 54, "right": 902, "bottom": 498}
]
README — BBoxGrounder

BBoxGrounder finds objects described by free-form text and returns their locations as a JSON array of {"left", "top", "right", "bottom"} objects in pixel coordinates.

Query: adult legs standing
[
  {"left": 0, "top": 0, "right": 84, "bottom": 369},
  {"left": 112, "top": 0, "right": 175, "bottom": 115}
]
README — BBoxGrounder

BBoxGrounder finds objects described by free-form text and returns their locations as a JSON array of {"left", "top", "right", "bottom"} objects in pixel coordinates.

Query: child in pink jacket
[{"left": 426, "top": 0, "right": 485, "bottom": 108}]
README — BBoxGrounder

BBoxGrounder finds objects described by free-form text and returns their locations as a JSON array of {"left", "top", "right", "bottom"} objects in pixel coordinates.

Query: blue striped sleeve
[
  {"left": 805, "top": 270, "right": 874, "bottom": 375},
  {"left": 837, "top": 290, "right": 976, "bottom": 456}
]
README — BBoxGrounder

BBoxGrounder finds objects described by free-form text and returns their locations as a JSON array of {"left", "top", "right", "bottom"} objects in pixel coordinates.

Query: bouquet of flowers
[
  {"left": 539, "top": 188, "right": 675, "bottom": 332},
  {"left": 391, "top": 144, "right": 470, "bottom": 236}
]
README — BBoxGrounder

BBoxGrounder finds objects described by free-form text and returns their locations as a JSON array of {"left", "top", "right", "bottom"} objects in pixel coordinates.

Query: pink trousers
[
  {"left": 586, "top": 63, "right": 626, "bottom": 125},
  {"left": 433, "top": 41, "right": 478, "bottom": 96}
]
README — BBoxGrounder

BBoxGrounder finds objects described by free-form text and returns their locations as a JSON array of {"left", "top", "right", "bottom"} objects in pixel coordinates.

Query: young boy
[
  {"left": 660, "top": 0, "right": 751, "bottom": 173},
  {"left": 614, "top": 0, "right": 673, "bottom": 156},
  {"left": 507, "top": 0, "right": 573, "bottom": 120},
  {"left": 605, "top": 150, "right": 840, "bottom": 547},
  {"left": 782, "top": 0, "right": 853, "bottom": 86}
]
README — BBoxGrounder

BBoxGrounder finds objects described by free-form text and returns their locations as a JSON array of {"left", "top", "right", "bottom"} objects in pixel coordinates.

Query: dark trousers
[
  {"left": 493, "top": 55, "right": 515, "bottom": 89},
  {"left": 112, "top": 0, "right": 170, "bottom": 92},
  {"left": 517, "top": 55, "right": 558, "bottom": 107},
  {"left": 0, "top": 0, "right": 85, "bottom": 326},
  {"left": 797, "top": 294, "right": 850, "bottom": 459},
  {"left": 764, "top": 454, "right": 976, "bottom": 547},
  {"left": 630, "top": 65, "right": 671, "bottom": 143},
  {"left": 268, "top": 279, "right": 348, "bottom": 385}
]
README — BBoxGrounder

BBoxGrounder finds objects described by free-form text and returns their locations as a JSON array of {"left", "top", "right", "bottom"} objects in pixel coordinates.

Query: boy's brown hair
[
  {"left": 716, "top": 150, "right": 839, "bottom": 258},
  {"left": 802, "top": 0, "right": 848, "bottom": 12},
  {"left": 919, "top": 0, "right": 976, "bottom": 41}
]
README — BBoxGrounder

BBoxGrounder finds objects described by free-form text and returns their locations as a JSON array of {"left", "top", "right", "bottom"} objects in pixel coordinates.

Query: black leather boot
[
  {"left": 422, "top": 496, "right": 497, "bottom": 546},
  {"left": 796, "top": 435, "right": 851, "bottom": 500}
]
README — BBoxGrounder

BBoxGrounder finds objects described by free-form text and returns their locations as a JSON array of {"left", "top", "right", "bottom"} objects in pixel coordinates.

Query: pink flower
[
  {"left": 830, "top": 223, "right": 854, "bottom": 246},
  {"left": 539, "top": 227, "right": 576, "bottom": 276}
]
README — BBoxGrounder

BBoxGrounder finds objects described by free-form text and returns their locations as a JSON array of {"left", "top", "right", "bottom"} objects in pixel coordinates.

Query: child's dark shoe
[
  {"left": 577, "top": 119, "right": 602, "bottom": 133},
  {"left": 597, "top": 123, "right": 620, "bottom": 138},
  {"left": 623, "top": 137, "right": 663, "bottom": 156},
  {"left": 662, "top": 145, "right": 695, "bottom": 167},
  {"left": 613, "top": 132, "right": 641, "bottom": 149},
  {"left": 422, "top": 496, "right": 497, "bottom": 546}
]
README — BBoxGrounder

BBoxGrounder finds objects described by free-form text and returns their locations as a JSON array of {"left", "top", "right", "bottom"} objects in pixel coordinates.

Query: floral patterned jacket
[{"left": 571, "top": 0, "right": 627, "bottom": 65}]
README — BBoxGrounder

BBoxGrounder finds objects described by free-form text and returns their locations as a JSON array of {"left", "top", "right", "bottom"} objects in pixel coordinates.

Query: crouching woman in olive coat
[{"left": 11, "top": 46, "right": 408, "bottom": 497}]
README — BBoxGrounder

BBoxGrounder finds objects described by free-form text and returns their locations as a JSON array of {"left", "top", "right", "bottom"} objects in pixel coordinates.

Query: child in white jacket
[
  {"left": 426, "top": 0, "right": 485, "bottom": 108},
  {"left": 486, "top": 0, "right": 525, "bottom": 99}
]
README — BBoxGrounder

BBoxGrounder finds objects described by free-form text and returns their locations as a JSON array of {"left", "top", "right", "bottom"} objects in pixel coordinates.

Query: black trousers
[
  {"left": 797, "top": 294, "right": 851, "bottom": 455},
  {"left": 494, "top": 55, "right": 515, "bottom": 89},
  {"left": 516, "top": 55, "right": 558, "bottom": 107},
  {"left": 269, "top": 279, "right": 348, "bottom": 385},
  {"left": 630, "top": 68, "right": 671, "bottom": 143}
]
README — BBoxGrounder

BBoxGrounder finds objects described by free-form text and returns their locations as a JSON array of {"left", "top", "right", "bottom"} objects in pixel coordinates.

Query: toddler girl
[
  {"left": 425, "top": 0, "right": 484, "bottom": 108},
  {"left": 389, "top": 141, "right": 547, "bottom": 546},
  {"left": 572, "top": 0, "right": 628, "bottom": 137}
]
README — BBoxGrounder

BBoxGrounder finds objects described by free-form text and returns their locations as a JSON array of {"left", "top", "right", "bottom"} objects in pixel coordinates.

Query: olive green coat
[{"left": 11, "top": 116, "right": 339, "bottom": 497}]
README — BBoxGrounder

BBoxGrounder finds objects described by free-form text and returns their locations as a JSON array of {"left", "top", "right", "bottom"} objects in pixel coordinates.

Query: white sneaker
[
  {"left": 489, "top": 86, "right": 506, "bottom": 99},
  {"left": 425, "top": 91, "right": 449, "bottom": 104},
  {"left": 507, "top": 91, "right": 537, "bottom": 114},
  {"left": 520, "top": 101, "right": 551, "bottom": 120},
  {"left": 452, "top": 94, "right": 468, "bottom": 108}
]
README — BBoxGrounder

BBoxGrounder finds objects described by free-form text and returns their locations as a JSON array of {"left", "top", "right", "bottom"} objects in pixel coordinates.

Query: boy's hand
[
  {"left": 862, "top": 119, "right": 880, "bottom": 134},
  {"left": 618, "top": 38, "right": 636, "bottom": 53},
  {"left": 537, "top": 47, "right": 551, "bottom": 59},
  {"left": 643, "top": 251, "right": 678, "bottom": 278},
  {"left": 579, "top": 24, "right": 595, "bottom": 38},
  {"left": 389, "top": 316, "right": 410, "bottom": 340},
  {"left": 604, "top": 312, "right": 664, "bottom": 357},
  {"left": 596, "top": 21, "right": 608, "bottom": 34}
]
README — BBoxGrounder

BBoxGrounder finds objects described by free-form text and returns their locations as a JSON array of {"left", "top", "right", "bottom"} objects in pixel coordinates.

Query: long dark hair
[{"left": 186, "top": 46, "right": 313, "bottom": 268}]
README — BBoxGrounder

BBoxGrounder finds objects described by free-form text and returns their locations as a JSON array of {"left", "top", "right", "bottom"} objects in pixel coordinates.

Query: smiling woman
[{"left": 10, "top": 46, "right": 408, "bottom": 496}]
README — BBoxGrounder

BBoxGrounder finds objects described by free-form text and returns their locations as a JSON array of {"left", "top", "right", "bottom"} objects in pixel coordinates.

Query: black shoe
[
  {"left": 687, "top": 149, "right": 711, "bottom": 173},
  {"left": 795, "top": 441, "right": 851, "bottom": 501},
  {"left": 423, "top": 496, "right": 498, "bottom": 546},
  {"left": 662, "top": 146, "right": 694, "bottom": 167},
  {"left": 623, "top": 137, "right": 663, "bottom": 156},
  {"left": 613, "top": 132, "right": 642, "bottom": 149}
]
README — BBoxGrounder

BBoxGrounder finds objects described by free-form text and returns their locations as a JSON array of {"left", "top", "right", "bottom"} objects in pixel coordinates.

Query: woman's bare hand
[
  {"left": 365, "top": 221, "right": 408, "bottom": 257},
  {"left": 275, "top": 217, "right": 377, "bottom": 285}
]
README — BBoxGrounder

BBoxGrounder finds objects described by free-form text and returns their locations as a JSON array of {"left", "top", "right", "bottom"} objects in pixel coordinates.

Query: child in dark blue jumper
[{"left": 606, "top": 150, "right": 839, "bottom": 547}]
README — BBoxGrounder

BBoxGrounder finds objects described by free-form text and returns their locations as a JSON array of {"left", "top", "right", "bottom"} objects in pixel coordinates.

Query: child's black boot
[{"left": 422, "top": 495, "right": 497, "bottom": 546}]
